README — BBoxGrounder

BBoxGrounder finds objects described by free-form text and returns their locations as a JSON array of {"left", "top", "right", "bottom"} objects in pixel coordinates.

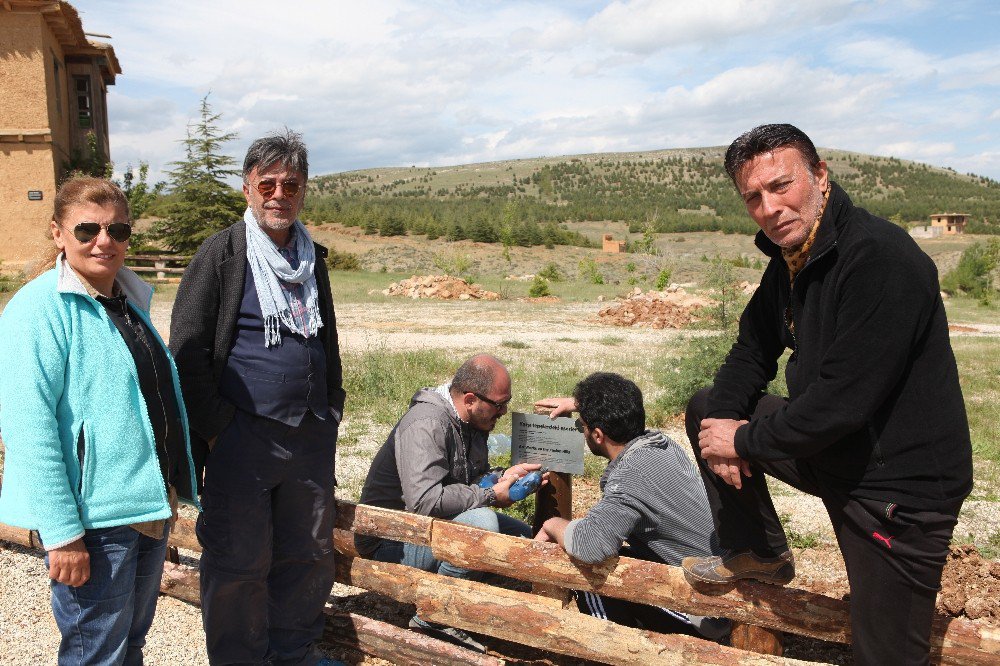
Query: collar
[
  {"left": 600, "top": 429, "right": 669, "bottom": 490},
  {"left": 55, "top": 254, "right": 154, "bottom": 313}
]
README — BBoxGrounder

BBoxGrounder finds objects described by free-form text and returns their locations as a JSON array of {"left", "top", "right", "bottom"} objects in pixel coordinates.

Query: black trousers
[
  {"left": 686, "top": 389, "right": 962, "bottom": 666},
  {"left": 198, "top": 410, "right": 338, "bottom": 666}
]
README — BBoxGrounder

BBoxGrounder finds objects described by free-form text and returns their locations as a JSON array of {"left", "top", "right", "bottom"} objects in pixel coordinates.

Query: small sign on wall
[{"left": 27, "top": 191, "right": 43, "bottom": 201}]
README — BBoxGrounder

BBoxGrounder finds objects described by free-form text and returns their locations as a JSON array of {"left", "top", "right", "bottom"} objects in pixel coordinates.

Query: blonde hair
[{"left": 30, "top": 177, "right": 131, "bottom": 279}]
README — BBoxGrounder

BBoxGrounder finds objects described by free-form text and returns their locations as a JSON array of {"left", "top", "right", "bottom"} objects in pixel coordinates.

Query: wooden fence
[
  {"left": 2, "top": 501, "right": 998, "bottom": 665},
  {"left": 124, "top": 253, "right": 191, "bottom": 281}
]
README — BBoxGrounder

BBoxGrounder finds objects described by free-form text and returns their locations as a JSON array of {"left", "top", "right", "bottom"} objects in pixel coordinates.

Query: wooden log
[
  {"left": 168, "top": 516, "right": 200, "bottom": 552},
  {"left": 335, "top": 501, "right": 433, "bottom": 546},
  {"left": 335, "top": 555, "right": 422, "bottom": 605},
  {"left": 160, "top": 561, "right": 202, "bottom": 606},
  {"left": 415, "top": 575, "right": 816, "bottom": 665},
  {"left": 333, "top": 527, "right": 361, "bottom": 557},
  {"left": 0, "top": 523, "right": 34, "bottom": 548},
  {"left": 323, "top": 610, "right": 503, "bottom": 666},
  {"left": 732, "top": 623, "right": 783, "bottom": 656},
  {"left": 432, "top": 519, "right": 846, "bottom": 639},
  {"left": 428, "top": 520, "right": 1000, "bottom": 665}
]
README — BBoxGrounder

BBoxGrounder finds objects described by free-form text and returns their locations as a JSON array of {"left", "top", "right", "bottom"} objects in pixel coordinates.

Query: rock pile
[
  {"left": 596, "top": 286, "right": 712, "bottom": 329},
  {"left": 383, "top": 275, "right": 501, "bottom": 301}
]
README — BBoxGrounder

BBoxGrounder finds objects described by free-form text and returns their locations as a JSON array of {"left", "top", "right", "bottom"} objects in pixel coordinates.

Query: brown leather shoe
[{"left": 682, "top": 550, "right": 795, "bottom": 586}]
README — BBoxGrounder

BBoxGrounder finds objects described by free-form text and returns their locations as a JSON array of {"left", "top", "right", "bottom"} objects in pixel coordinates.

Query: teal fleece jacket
[{"left": 0, "top": 260, "right": 199, "bottom": 548}]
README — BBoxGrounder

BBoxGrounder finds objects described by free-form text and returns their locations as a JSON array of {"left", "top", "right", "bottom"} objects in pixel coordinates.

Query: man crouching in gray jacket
[{"left": 356, "top": 353, "right": 543, "bottom": 652}]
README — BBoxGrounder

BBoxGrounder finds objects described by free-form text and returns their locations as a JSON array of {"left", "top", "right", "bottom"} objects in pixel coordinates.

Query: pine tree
[{"left": 151, "top": 95, "right": 245, "bottom": 253}]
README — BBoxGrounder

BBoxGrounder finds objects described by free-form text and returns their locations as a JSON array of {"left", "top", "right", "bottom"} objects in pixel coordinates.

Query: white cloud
[{"left": 67, "top": 0, "right": 1000, "bottom": 181}]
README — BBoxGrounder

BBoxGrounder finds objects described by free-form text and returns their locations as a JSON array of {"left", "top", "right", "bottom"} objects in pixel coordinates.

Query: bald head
[{"left": 451, "top": 354, "right": 508, "bottom": 396}]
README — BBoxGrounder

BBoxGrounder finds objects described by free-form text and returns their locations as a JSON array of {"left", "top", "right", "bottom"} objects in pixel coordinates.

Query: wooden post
[{"left": 530, "top": 406, "right": 574, "bottom": 605}]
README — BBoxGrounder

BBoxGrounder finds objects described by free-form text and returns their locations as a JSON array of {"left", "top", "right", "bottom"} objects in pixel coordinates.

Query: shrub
[
  {"left": 941, "top": 239, "right": 1000, "bottom": 303},
  {"left": 528, "top": 276, "right": 552, "bottom": 297},
  {"left": 652, "top": 332, "right": 736, "bottom": 419},
  {"left": 655, "top": 267, "right": 672, "bottom": 290},
  {"left": 537, "top": 262, "right": 564, "bottom": 282},
  {"left": 328, "top": 249, "right": 361, "bottom": 271}
]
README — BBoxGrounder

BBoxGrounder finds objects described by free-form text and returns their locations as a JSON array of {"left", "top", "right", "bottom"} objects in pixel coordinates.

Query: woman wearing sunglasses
[{"left": 0, "top": 177, "right": 199, "bottom": 665}]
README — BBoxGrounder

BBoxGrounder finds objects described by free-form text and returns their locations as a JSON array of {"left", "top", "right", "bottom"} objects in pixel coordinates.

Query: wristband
[{"left": 483, "top": 486, "right": 498, "bottom": 507}]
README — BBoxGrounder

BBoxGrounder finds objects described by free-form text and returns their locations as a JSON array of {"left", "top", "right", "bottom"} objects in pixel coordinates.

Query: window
[{"left": 74, "top": 76, "right": 93, "bottom": 128}]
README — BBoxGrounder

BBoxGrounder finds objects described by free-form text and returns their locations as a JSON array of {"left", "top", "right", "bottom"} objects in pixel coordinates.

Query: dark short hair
[
  {"left": 573, "top": 372, "right": 645, "bottom": 444},
  {"left": 452, "top": 354, "right": 505, "bottom": 396},
  {"left": 724, "top": 123, "right": 822, "bottom": 186},
  {"left": 243, "top": 128, "right": 309, "bottom": 181}
]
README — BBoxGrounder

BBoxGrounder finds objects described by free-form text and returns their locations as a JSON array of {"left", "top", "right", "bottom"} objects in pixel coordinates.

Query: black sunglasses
[
  {"left": 473, "top": 392, "right": 510, "bottom": 411},
  {"left": 68, "top": 221, "right": 132, "bottom": 243},
  {"left": 575, "top": 418, "right": 586, "bottom": 433},
  {"left": 255, "top": 179, "right": 301, "bottom": 198}
]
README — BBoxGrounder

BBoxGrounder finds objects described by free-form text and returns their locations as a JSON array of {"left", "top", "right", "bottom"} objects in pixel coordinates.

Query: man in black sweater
[{"left": 681, "top": 124, "right": 972, "bottom": 665}]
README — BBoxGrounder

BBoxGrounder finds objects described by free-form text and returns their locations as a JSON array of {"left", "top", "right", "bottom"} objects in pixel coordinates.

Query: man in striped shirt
[{"left": 534, "top": 372, "right": 729, "bottom": 640}]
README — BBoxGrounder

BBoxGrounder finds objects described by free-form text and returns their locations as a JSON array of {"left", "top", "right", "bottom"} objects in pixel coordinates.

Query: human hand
[
  {"left": 48, "top": 538, "right": 90, "bottom": 587},
  {"left": 502, "top": 462, "right": 542, "bottom": 481},
  {"left": 707, "top": 455, "right": 752, "bottom": 489},
  {"left": 534, "top": 528, "right": 554, "bottom": 543},
  {"left": 534, "top": 397, "right": 576, "bottom": 418},
  {"left": 492, "top": 475, "right": 516, "bottom": 508},
  {"left": 697, "top": 418, "right": 746, "bottom": 460}
]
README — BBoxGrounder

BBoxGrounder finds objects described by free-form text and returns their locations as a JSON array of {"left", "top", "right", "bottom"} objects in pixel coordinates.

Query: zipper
[
  {"left": 123, "top": 302, "right": 172, "bottom": 493},
  {"left": 868, "top": 423, "right": 885, "bottom": 466},
  {"left": 784, "top": 241, "right": 838, "bottom": 355}
]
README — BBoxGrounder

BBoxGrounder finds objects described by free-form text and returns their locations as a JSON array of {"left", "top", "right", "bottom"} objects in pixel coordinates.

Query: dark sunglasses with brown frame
[{"left": 254, "top": 179, "right": 301, "bottom": 198}]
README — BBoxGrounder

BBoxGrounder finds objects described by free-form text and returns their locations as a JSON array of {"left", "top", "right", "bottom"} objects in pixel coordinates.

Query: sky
[{"left": 71, "top": 0, "right": 1000, "bottom": 184}]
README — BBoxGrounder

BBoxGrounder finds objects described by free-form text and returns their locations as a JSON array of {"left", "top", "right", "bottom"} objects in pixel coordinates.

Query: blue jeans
[
  {"left": 46, "top": 523, "right": 169, "bottom": 666},
  {"left": 370, "top": 507, "right": 531, "bottom": 579}
]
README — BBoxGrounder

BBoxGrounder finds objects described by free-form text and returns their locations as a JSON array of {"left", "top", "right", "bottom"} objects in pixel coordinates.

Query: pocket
[
  {"left": 867, "top": 423, "right": 885, "bottom": 467},
  {"left": 242, "top": 367, "right": 285, "bottom": 383},
  {"left": 77, "top": 422, "right": 95, "bottom": 499}
]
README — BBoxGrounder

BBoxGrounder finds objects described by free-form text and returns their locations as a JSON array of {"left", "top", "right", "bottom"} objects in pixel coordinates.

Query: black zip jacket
[{"left": 707, "top": 182, "right": 972, "bottom": 509}]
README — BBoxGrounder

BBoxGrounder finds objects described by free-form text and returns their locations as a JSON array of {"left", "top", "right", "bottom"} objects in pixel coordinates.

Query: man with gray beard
[{"left": 171, "top": 130, "right": 345, "bottom": 666}]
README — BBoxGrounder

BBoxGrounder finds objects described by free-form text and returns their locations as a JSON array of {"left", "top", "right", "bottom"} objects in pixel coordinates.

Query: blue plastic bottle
[
  {"left": 508, "top": 467, "right": 547, "bottom": 502},
  {"left": 478, "top": 470, "right": 502, "bottom": 489}
]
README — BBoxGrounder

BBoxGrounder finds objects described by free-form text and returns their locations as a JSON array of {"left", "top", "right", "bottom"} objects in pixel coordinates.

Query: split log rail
[
  {"left": 2, "top": 501, "right": 998, "bottom": 665},
  {"left": 124, "top": 253, "right": 191, "bottom": 281}
]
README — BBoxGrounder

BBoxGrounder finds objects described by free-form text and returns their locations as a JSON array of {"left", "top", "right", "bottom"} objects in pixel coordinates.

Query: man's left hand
[
  {"left": 699, "top": 418, "right": 751, "bottom": 488},
  {"left": 698, "top": 418, "right": 746, "bottom": 459}
]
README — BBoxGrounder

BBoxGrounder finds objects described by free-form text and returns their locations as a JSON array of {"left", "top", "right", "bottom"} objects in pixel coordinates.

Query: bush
[
  {"left": 537, "top": 262, "right": 564, "bottom": 282},
  {"left": 652, "top": 332, "right": 736, "bottom": 419},
  {"left": 941, "top": 239, "right": 1000, "bottom": 303},
  {"left": 528, "top": 276, "right": 552, "bottom": 297},
  {"left": 655, "top": 267, "right": 672, "bottom": 290},
  {"left": 327, "top": 249, "right": 361, "bottom": 271}
]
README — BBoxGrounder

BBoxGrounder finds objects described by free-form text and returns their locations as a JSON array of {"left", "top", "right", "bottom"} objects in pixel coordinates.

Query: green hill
[{"left": 304, "top": 147, "right": 1000, "bottom": 248}]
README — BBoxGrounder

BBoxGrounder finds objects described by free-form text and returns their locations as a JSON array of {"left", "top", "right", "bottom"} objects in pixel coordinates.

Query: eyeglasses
[
  {"left": 254, "top": 179, "right": 301, "bottom": 198},
  {"left": 66, "top": 221, "right": 132, "bottom": 243},
  {"left": 472, "top": 392, "right": 510, "bottom": 412},
  {"left": 575, "top": 418, "right": 586, "bottom": 433}
]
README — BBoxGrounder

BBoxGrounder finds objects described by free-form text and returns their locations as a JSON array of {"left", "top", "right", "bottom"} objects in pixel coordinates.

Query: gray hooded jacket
[{"left": 356, "top": 386, "right": 492, "bottom": 554}]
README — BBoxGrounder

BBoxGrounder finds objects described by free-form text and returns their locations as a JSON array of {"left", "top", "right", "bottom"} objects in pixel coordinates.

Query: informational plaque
[{"left": 510, "top": 412, "right": 585, "bottom": 475}]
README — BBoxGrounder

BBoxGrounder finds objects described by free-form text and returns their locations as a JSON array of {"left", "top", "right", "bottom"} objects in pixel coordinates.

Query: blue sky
[{"left": 72, "top": 0, "right": 1000, "bottom": 183}]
